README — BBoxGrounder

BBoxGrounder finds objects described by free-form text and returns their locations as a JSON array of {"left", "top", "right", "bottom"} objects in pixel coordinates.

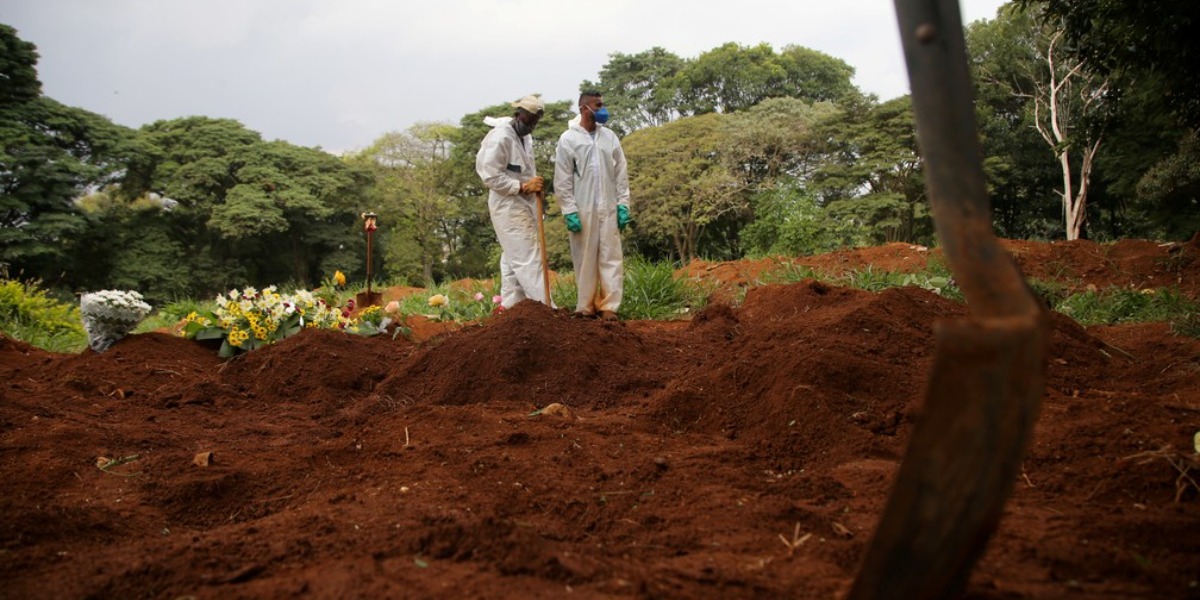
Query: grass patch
[
  {"left": 552, "top": 273, "right": 578, "bottom": 312},
  {"left": 396, "top": 280, "right": 501, "bottom": 322},
  {"left": 755, "top": 260, "right": 821, "bottom": 285},
  {"left": 135, "top": 297, "right": 218, "bottom": 334},
  {"left": 0, "top": 278, "right": 87, "bottom": 353},
  {"left": 620, "top": 257, "right": 706, "bottom": 320},
  {"left": 1, "top": 319, "right": 87, "bottom": 353},
  {"left": 1057, "top": 287, "right": 1198, "bottom": 327}
]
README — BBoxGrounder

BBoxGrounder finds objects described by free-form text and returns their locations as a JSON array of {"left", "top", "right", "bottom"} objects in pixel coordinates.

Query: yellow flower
[
  {"left": 428, "top": 294, "right": 448, "bottom": 307},
  {"left": 334, "top": 270, "right": 346, "bottom": 287}
]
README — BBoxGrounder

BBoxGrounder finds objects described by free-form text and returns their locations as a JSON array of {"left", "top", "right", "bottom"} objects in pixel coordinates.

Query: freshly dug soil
[{"left": 2, "top": 238, "right": 1198, "bottom": 599}]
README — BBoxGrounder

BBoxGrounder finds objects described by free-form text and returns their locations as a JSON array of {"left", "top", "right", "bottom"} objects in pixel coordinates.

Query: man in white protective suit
[
  {"left": 553, "top": 90, "right": 631, "bottom": 320},
  {"left": 475, "top": 94, "right": 554, "bottom": 309}
]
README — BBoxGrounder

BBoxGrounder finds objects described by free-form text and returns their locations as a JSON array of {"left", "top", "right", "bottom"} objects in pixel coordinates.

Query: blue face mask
[{"left": 587, "top": 105, "right": 610, "bottom": 125}]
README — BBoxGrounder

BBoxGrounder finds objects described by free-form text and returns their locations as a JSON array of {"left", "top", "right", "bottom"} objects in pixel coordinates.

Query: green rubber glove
[
  {"left": 564, "top": 212, "right": 582, "bottom": 233},
  {"left": 617, "top": 205, "right": 630, "bottom": 231}
]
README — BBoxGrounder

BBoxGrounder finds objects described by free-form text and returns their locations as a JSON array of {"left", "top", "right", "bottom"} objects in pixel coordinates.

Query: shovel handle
[
  {"left": 536, "top": 190, "right": 551, "bottom": 305},
  {"left": 847, "top": 2, "right": 1048, "bottom": 598}
]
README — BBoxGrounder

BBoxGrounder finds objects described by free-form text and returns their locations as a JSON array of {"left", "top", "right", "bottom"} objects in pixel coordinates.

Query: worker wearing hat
[{"left": 475, "top": 94, "right": 554, "bottom": 308}]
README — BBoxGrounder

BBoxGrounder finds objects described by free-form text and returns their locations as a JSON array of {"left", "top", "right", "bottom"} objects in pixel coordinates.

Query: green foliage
[
  {"left": 816, "top": 96, "right": 931, "bottom": 244},
  {"left": 1021, "top": 0, "right": 1200, "bottom": 129},
  {"left": 1171, "top": 312, "right": 1200, "bottom": 339},
  {"left": 743, "top": 184, "right": 868, "bottom": 257},
  {"left": 581, "top": 47, "right": 687, "bottom": 135},
  {"left": 101, "top": 214, "right": 194, "bottom": 304},
  {"left": 395, "top": 280, "right": 501, "bottom": 322},
  {"left": 134, "top": 297, "right": 217, "bottom": 334},
  {"left": 722, "top": 98, "right": 840, "bottom": 189},
  {"left": 755, "top": 261, "right": 962, "bottom": 300},
  {"left": 619, "top": 258, "right": 706, "bottom": 320},
  {"left": 839, "top": 266, "right": 909, "bottom": 292},
  {"left": 1056, "top": 288, "right": 1198, "bottom": 327},
  {"left": 313, "top": 270, "right": 349, "bottom": 309},
  {"left": 1, "top": 28, "right": 142, "bottom": 282},
  {"left": 623, "top": 113, "right": 746, "bottom": 262},
  {"left": 671, "top": 42, "right": 859, "bottom": 116},
  {"left": 552, "top": 273, "right": 579, "bottom": 313},
  {"left": 0, "top": 278, "right": 83, "bottom": 333},
  {"left": 1132, "top": 129, "right": 1200, "bottom": 239},
  {"left": 897, "top": 272, "right": 963, "bottom": 302},
  {"left": 1026, "top": 278, "right": 1070, "bottom": 308},
  {"left": 348, "top": 124, "right": 459, "bottom": 283},
  {"left": 0, "top": 277, "right": 86, "bottom": 352},
  {"left": 0, "top": 24, "right": 41, "bottom": 104},
  {"left": 967, "top": 8, "right": 1084, "bottom": 239},
  {"left": 582, "top": 43, "right": 859, "bottom": 135},
  {"left": 755, "top": 260, "right": 820, "bottom": 285},
  {"left": 121, "top": 116, "right": 366, "bottom": 294}
]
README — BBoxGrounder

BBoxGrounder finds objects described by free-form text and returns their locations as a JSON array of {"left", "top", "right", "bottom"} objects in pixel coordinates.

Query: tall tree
[
  {"left": 1019, "top": 0, "right": 1200, "bottom": 239},
  {"left": 125, "top": 116, "right": 364, "bottom": 290},
  {"left": 722, "top": 97, "right": 840, "bottom": 189},
  {"left": 623, "top": 113, "right": 746, "bottom": 262},
  {"left": 1, "top": 25, "right": 140, "bottom": 282},
  {"left": 969, "top": 5, "right": 1108, "bottom": 240},
  {"left": 581, "top": 47, "right": 686, "bottom": 136},
  {"left": 350, "top": 123, "right": 460, "bottom": 283},
  {"left": 967, "top": 11, "right": 1063, "bottom": 239},
  {"left": 818, "top": 96, "right": 931, "bottom": 244},
  {"left": 1020, "top": 0, "right": 1200, "bottom": 129},
  {"left": 669, "top": 42, "right": 858, "bottom": 116}
]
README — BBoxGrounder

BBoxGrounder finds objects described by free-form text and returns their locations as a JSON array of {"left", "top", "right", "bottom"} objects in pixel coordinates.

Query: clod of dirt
[
  {"left": 193, "top": 451, "right": 214, "bottom": 467},
  {"left": 534, "top": 402, "right": 577, "bottom": 419}
]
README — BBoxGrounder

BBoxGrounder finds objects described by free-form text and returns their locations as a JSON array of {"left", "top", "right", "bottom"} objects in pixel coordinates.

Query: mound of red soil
[
  {"left": 2, "top": 243, "right": 1199, "bottom": 598},
  {"left": 685, "top": 238, "right": 1200, "bottom": 302}
]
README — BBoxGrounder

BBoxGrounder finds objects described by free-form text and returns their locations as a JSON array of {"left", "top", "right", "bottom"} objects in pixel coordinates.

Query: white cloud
[{"left": 4, "top": 0, "right": 1007, "bottom": 154}]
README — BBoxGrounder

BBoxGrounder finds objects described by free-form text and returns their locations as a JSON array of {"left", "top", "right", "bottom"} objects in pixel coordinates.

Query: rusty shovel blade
[{"left": 847, "top": 1, "right": 1049, "bottom": 598}]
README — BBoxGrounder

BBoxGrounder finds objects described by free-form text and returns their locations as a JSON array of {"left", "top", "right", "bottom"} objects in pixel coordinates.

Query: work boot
[{"left": 599, "top": 310, "right": 619, "bottom": 321}]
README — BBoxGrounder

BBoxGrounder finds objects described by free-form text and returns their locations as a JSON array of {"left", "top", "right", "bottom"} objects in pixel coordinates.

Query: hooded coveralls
[
  {"left": 476, "top": 116, "right": 551, "bottom": 308},
  {"left": 554, "top": 115, "right": 630, "bottom": 315}
]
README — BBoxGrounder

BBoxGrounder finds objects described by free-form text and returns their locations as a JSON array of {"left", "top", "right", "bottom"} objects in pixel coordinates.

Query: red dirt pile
[{"left": 2, "top": 240, "right": 1199, "bottom": 598}]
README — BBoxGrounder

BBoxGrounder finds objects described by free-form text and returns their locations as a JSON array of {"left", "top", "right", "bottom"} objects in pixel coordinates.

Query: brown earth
[{"left": 2, "top": 238, "right": 1199, "bottom": 599}]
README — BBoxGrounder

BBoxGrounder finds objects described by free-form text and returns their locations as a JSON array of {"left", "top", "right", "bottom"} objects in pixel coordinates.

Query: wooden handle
[{"left": 536, "top": 191, "right": 551, "bottom": 306}]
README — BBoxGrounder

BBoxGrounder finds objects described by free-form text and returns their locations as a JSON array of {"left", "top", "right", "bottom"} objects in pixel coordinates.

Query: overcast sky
[{"left": 5, "top": 0, "right": 1006, "bottom": 154}]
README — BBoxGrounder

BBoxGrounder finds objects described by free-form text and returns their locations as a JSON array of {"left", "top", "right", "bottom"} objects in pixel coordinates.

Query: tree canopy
[{"left": 4, "top": 14, "right": 1197, "bottom": 304}]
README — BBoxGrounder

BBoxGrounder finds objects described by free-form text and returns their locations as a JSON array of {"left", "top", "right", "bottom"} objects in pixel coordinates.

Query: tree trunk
[
  {"left": 1058, "top": 149, "right": 1080, "bottom": 240},
  {"left": 1030, "top": 29, "right": 1105, "bottom": 241}
]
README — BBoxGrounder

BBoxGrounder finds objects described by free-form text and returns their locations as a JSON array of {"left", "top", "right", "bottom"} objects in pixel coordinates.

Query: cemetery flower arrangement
[
  {"left": 182, "top": 286, "right": 357, "bottom": 357},
  {"left": 80, "top": 290, "right": 152, "bottom": 352}
]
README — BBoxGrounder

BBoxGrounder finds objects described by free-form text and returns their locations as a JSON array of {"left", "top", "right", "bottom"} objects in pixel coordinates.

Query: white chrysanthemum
[{"left": 80, "top": 290, "right": 152, "bottom": 353}]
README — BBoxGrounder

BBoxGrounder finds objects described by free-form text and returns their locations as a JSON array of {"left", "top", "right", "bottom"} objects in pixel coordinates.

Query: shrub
[
  {"left": 0, "top": 278, "right": 86, "bottom": 352},
  {"left": 620, "top": 258, "right": 705, "bottom": 320},
  {"left": 1057, "top": 287, "right": 1197, "bottom": 326}
]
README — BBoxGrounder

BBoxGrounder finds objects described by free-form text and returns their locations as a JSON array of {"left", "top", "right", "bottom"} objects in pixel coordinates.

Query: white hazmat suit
[
  {"left": 554, "top": 115, "right": 630, "bottom": 315},
  {"left": 476, "top": 115, "right": 552, "bottom": 308}
]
